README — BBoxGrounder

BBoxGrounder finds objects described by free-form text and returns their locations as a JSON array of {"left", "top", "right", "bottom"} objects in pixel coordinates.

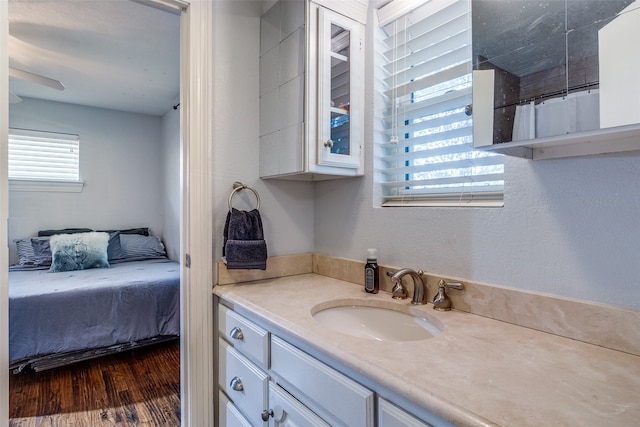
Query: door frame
[{"left": 0, "top": 1, "right": 215, "bottom": 425}]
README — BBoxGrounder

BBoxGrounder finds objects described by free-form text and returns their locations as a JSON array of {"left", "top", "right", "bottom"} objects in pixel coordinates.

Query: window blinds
[
  {"left": 378, "top": 0, "right": 503, "bottom": 207},
  {"left": 8, "top": 129, "right": 80, "bottom": 182}
]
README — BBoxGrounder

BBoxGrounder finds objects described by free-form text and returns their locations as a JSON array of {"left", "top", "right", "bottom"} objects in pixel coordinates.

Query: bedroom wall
[
  {"left": 161, "top": 107, "right": 181, "bottom": 262},
  {"left": 8, "top": 97, "right": 166, "bottom": 264}
]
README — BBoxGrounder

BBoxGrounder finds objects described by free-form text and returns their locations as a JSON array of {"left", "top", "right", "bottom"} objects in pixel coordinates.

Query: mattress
[{"left": 9, "top": 258, "right": 180, "bottom": 364}]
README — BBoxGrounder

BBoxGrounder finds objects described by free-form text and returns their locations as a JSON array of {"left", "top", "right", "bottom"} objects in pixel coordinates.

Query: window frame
[
  {"left": 376, "top": 0, "right": 504, "bottom": 208},
  {"left": 8, "top": 128, "right": 84, "bottom": 193}
]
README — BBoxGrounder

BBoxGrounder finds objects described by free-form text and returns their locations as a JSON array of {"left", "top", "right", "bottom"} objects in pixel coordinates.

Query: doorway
[{"left": 1, "top": 1, "right": 214, "bottom": 425}]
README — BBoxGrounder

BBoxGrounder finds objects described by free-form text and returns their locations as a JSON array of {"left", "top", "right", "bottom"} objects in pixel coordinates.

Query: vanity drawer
[
  {"left": 267, "top": 382, "right": 331, "bottom": 427},
  {"left": 219, "top": 390, "right": 252, "bottom": 427},
  {"left": 219, "top": 304, "right": 269, "bottom": 368},
  {"left": 270, "top": 335, "right": 374, "bottom": 427},
  {"left": 219, "top": 339, "right": 269, "bottom": 425},
  {"left": 378, "top": 397, "right": 433, "bottom": 427}
]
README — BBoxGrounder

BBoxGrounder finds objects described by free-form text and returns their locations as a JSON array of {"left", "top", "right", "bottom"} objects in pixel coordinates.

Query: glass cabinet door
[{"left": 317, "top": 7, "right": 362, "bottom": 168}]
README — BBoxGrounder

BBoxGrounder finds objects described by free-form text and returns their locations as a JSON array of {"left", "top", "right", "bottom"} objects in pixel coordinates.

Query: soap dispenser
[{"left": 364, "top": 248, "right": 379, "bottom": 294}]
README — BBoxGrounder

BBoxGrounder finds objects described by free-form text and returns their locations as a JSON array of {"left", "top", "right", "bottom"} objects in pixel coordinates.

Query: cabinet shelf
[{"left": 474, "top": 123, "right": 640, "bottom": 160}]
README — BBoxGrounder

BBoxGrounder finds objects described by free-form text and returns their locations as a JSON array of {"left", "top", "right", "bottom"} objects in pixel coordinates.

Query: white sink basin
[{"left": 312, "top": 300, "right": 443, "bottom": 342}]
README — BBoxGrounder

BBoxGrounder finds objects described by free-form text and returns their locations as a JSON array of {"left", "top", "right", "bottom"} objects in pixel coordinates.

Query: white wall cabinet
[
  {"left": 259, "top": 0, "right": 365, "bottom": 180},
  {"left": 216, "top": 299, "right": 447, "bottom": 427}
]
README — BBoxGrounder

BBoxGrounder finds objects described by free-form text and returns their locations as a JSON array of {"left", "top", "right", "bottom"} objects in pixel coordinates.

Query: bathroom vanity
[
  {"left": 214, "top": 273, "right": 640, "bottom": 426},
  {"left": 216, "top": 301, "right": 436, "bottom": 426}
]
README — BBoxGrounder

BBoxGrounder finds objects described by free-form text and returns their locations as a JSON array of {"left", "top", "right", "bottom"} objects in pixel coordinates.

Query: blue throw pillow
[{"left": 49, "top": 232, "right": 110, "bottom": 273}]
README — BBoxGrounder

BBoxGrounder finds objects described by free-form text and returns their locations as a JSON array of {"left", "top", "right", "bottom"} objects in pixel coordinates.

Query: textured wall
[
  {"left": 211, "top": 1, "right": 315, "bottom": 269},
  {"left": 313, "top": 6, "right": 640, "bottom": 310}
]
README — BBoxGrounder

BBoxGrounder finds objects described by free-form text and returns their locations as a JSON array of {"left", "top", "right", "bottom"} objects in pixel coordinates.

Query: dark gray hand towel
[{"left": 223, "top": 208, "right": 268, "bottom": 270}]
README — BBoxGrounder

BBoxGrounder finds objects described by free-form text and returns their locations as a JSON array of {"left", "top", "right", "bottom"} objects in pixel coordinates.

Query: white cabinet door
[
  {"left": 316, "top": 6, "right": 363, "bottom": 169},
  {"left": 265, "top": 382, "right": 331, "bottom": 427}
]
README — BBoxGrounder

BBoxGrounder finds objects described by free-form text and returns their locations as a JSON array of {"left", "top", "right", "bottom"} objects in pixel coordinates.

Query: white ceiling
[{"left": 8, "top": 0, "right": 181, "bottom": 116}]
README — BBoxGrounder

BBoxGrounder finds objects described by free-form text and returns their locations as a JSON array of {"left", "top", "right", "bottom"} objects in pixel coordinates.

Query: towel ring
[{"left": 228, "top": 181, "right": 260, "bottom": 211}]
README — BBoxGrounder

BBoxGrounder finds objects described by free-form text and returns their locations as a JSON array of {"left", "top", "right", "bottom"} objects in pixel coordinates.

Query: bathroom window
[
  {"left": 8, "top": 128, "right": 83, "bottom": 192},
  {"left": 377, "top": 0, "right": 503, "bottom": 207}
]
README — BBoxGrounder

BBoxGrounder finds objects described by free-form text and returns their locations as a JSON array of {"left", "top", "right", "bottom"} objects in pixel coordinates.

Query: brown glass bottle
[{"left": 364, "top": 248, "right": 379, "bottom": 294}]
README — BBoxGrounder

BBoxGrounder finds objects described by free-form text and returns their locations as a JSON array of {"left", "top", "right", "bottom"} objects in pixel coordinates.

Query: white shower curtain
[
  {"left": 510, "top": 90, "right": 600, "bottom": 141},
  {"left": 535, "top": 90, "right": 600, "bottom": 138},
  {"left": 512, "top": 101, "right": 536, "bottom": 141}
]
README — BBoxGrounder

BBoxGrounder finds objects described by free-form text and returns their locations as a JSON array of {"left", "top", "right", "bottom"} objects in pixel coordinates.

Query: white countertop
[{"left": 214, "top": 273, "right": 640, "bottom": 427}]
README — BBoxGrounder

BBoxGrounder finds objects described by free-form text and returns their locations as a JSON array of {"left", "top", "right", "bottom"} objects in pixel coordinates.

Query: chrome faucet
[{"left": 388, "top": 268, "right": 427, "bottom": 305}]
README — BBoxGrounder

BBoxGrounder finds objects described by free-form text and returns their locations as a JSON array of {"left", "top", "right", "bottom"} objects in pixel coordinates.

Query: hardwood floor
[{"left": 9, "top": 339, "right": 181, "bottom": 427}]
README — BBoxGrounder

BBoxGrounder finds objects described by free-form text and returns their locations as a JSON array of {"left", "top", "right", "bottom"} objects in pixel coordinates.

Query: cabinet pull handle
[
  {"left": 324, "top": 139, "right": 333, "bottom": 148},
  {"left": 229, "top": 326, "right": 244, "bottom": 341},
  {"left": 230, "top": 376, "right": 244, "bottom": 391},
  {"left": 262, "top": 408, "right": 286, "bottom": 422}
]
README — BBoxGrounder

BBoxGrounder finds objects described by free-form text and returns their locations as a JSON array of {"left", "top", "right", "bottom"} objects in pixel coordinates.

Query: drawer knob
[
  {"left": 229, "top": 326, "right": 244, "bottom": 341},
  {"left": 261, "top": 409, "right": 273, "bottom": 422},
  {"left": 230, "top": 376, "right": 244, "bottom": 392},
  {"left": 262, "top": 407, "right": 285, "bottom": 422}
]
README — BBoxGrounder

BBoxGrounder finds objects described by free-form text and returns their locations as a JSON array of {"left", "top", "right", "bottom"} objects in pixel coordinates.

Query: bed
[{"left": 8, "top": 229, "right": 180, "bottom": 372}]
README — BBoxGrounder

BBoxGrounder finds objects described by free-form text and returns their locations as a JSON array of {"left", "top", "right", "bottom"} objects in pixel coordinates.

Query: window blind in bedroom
[
  {"left": 8, "top": 128, "right": 80, "bottom": 182},
  {"left": 377, "top": 0, "right": 503, "bottom": 207}
]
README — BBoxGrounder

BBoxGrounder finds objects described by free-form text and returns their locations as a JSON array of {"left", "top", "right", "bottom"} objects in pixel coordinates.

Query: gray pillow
[
  {"left": 118, "top": 234, "right": 167, "bottom": 261},
  {"left": 14, "top": 237, "right": 50, "bottom": 266},
  {"left": 31, "top": 238, "right": 52, "bottom": 266},
  {"left": 106, "top": 232, "right": 125, "bottom": 261},
  {"left": 38, "top": 227, "right": 93, "bottom": 237}
]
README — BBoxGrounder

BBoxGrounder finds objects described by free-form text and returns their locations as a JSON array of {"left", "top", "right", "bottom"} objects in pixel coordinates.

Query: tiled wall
[{"left": 520, "top": 54, "right": 599, "bottom": 100}]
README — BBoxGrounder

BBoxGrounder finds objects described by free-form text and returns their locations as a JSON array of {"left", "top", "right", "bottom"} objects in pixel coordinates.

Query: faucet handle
[
  {"left": 387, "top": 270, "right": 408, "bottom": 299},
  {"left": 438, "top": 279, "right": 463, "bottom": 291},
  {"left": 433, "top": 279, "right": 464, "bottom": 311}
]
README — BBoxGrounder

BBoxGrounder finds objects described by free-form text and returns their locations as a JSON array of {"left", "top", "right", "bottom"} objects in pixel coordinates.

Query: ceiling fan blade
[
  {"left": 9, "top": 90, "right": 23, "bottom": 104},
  {"left": 9, "top": 66, "right": 65, "bottom": 91}
]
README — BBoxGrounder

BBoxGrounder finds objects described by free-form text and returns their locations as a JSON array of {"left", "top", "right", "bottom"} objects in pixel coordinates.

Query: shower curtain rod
[{"left": 495, "top": 80, "right": 599, "bottom": 110}]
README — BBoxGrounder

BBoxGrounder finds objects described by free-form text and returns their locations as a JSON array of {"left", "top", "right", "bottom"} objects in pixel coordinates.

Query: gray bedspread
[{"left": 9, "top": 259, "right": 180, "bottom": 363}]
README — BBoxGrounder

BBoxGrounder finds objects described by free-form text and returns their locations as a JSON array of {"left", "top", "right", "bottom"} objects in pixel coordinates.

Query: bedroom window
[
  {"left": 377, "top": 0, "right": 503, "bottom": 207},
  {"left": 8, "top": 128, "right": 84, "bottom": 192}
]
